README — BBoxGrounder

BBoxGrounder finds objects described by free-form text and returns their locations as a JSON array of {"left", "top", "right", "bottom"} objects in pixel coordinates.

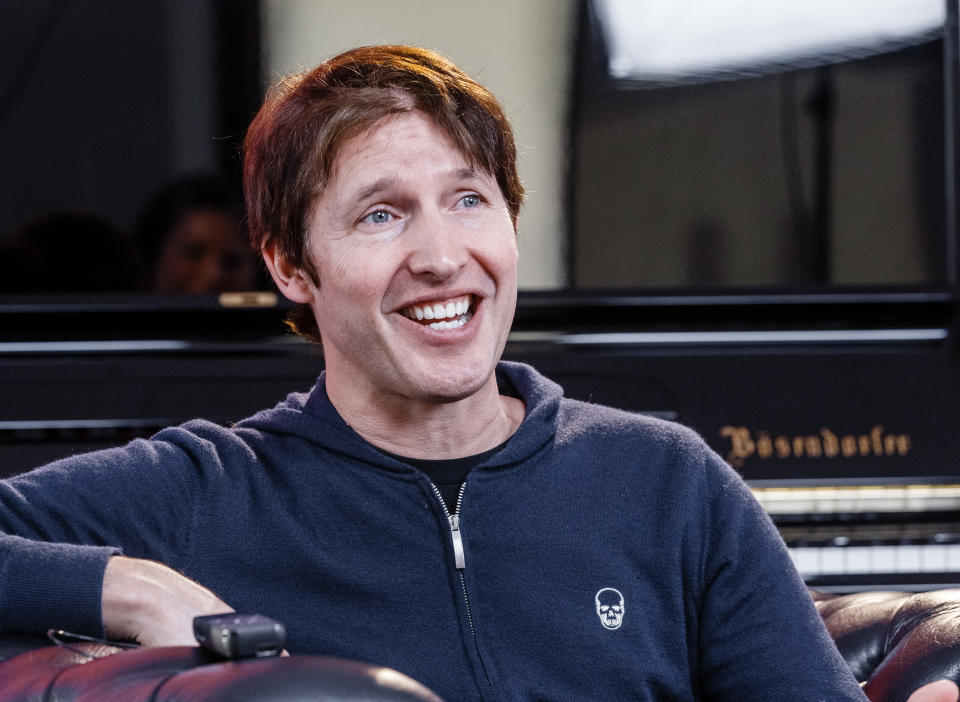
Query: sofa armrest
[
  {"left": 0, "top": 636, "right": 443, "bottom": 702},
  {"left": 813, "top": 589, "right": 960, "bottom": 702}
]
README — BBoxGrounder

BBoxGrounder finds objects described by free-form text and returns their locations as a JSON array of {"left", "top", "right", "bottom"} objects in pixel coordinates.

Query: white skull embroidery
[{"left": 595, "top": 587, "right": 625, "bottom": 630}]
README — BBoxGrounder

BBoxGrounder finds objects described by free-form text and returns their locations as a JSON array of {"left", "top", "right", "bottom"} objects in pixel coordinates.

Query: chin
[{"left": 401, "top": 361, "right": 496, "bottom": 403}]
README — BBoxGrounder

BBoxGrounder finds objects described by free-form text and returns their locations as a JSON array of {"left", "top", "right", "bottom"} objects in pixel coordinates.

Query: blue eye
[
  {"left": 362, "top": 210, "right": 392, "bottom": 225},
  {"left": 460, "top": 194, "right": 481, "bottom": 208}
]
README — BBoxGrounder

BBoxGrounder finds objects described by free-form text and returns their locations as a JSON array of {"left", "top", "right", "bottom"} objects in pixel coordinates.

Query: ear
[{"left": 262, "top": 242, "right": 315, "bottom": 304}]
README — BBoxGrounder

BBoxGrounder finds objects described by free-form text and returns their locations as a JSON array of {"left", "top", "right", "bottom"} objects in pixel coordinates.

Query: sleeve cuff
[{"left": 0, "top": 535, "right": 120, "bottom": 636}]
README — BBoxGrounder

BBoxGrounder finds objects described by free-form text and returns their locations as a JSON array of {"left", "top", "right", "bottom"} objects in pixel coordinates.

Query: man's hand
[
  {"left": 102, "top": 556, "right": 234, "bottom": 647},
  {"left": 904, "top": 680, "right": 960, "bottom": 702}
]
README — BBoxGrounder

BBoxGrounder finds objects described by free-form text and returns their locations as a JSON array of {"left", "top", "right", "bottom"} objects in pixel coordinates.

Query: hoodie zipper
[{"left": 430, "top": 481, "right": 495, "bottom": 698}]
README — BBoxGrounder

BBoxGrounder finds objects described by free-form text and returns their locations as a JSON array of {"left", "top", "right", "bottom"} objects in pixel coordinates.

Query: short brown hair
[{"left": 243, "top": 45, "right": 524, "bottom": 342}]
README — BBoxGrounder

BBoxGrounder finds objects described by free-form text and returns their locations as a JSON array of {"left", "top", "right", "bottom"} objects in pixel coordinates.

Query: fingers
[
  {"left": 906, "top": 679, "right": 960, "bottom": 702},
  {"left": 102, "top": 556, "right": 233, "bottom": 647}
]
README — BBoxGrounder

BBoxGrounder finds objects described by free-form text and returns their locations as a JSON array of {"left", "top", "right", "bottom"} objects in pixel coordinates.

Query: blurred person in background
[{"left": 134, "top": 174, "right": 259, "bottom": 295}]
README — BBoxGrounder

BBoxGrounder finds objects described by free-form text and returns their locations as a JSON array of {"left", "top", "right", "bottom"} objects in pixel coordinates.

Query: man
[{"left": 0, "top": 45, "right": 953, "bottom": 701}]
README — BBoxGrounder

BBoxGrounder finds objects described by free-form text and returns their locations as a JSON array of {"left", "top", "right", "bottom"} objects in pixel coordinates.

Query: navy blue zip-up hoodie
[{"left": 0, "top": 362, "right": 866, "bottom": 700}]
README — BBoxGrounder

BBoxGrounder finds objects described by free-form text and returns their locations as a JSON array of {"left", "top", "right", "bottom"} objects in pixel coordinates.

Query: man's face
[{"left": 295, "top": 111, "right": 518, "bottom": 405}]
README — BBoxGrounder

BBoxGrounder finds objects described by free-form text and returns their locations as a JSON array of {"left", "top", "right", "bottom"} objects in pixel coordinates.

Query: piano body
[{"left": 1, "top": 290, "right": 958, "bottom": 594}]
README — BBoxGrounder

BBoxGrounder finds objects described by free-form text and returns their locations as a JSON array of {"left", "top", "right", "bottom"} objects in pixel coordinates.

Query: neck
[{"left": 325, "top": 371, "right": 524, "bottom": 460}]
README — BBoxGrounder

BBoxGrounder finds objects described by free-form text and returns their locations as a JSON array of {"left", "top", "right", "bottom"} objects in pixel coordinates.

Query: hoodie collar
[{"left": 240, "top": 362, "right": 562, "bottom": 473}]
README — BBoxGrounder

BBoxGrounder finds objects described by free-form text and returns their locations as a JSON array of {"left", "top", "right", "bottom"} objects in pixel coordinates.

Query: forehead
[{"left": 327, "top": 111, "right": 473, "bottom": 189}]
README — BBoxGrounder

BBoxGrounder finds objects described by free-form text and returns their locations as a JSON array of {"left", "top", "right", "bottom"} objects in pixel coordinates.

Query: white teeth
[
  {"left": 428, "top": 317, "right": 468, "bottom": 331},
  {"left": 404, "top": 295, "right": 473, "bottom": 324}
]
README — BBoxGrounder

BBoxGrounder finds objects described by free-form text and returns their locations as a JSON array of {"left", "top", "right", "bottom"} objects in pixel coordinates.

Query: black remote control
[{"left": 193, "top": 613, "right": 286, "bottom": 659}]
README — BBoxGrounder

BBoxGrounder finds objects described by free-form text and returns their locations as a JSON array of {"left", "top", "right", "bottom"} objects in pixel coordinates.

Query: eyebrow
[
  {"left": 351, "top": 167, "right": 481, "bottom": 203},
  {"left": 355, "top": 176, "right": 399, "bottom": 203}
]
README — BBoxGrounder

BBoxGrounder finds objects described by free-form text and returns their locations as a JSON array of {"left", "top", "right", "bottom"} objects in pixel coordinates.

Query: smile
[{"left": 400, "top": 295, "right": 474, "bottom": 331}]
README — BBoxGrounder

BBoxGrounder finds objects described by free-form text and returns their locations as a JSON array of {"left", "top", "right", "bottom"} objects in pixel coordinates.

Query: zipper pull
[{"left": 449, "top": 514, "right": 466, "bottom": 569}]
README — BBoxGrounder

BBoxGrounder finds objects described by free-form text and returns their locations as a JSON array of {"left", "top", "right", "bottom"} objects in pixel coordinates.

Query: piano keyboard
[
  {"left": 750, "top": 484, "right": 960, "bottom": 588},
  {"left": 780, "top": 523, "right": 960, "bottom": 578},
  {"left": 751, "top": 484, "right": 960, "bottom": 516}
]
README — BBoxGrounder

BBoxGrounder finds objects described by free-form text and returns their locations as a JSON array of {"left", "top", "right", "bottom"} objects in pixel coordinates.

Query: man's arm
[
  {"left": 0, "top": 429, "right": 221, "bottom": 639},
  {"left": 102, "top": 556, "right": 233, "bottom": 646},
  {"left": 693, "top": 451, "right": 869, "bottom": 700}
]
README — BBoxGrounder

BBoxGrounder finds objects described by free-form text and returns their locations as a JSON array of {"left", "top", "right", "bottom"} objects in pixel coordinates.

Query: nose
[{"left": 405, "top": 210, "right": 467, "bottom": 280}]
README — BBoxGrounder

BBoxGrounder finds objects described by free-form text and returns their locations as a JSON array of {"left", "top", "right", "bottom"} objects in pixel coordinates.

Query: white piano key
[
  {"left": 920, "top": 544, "right": 948, "bottom": 572},
  {"left": 832, "top": 494, "right": 857, "bottom": 513},
  {"left": 897, "top": 545, "right": 922, "bottom": 573},
  {"left": 821, "top": 548, "right": 845, "bottom": 575},
  {"left": 813, "top": 489, "right": 841, "bottom": 514},
  {"left": 789, "top": 547, "right": 820, "bottom": 576},
  {"left": 758, "top": 489, "right": 816, "bottom": 514},
  {"left": 870, "top": 546, "right": 899, "bottom": 574},
  {"left": 925, "top": 486, "right": 960, "bottom": 511},
  {"left": 947, "top": 544, "right": 960, "bottom": 571},
  {"left": 861, "top": 486, "right": 908, "bottom": 513},
  {"left": 845, "top": 547, "right": 871, "bottom": 574},
  {"left": 906, "top": 486, "right": 936, "bottom": 512},
  {"left": 777, "top": 491, "right": 817, "bottom": 515}
]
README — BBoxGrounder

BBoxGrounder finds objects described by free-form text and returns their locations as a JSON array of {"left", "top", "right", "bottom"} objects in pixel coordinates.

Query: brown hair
[{"left": 243, "top": 45, "right": 524, "bottom": 342}]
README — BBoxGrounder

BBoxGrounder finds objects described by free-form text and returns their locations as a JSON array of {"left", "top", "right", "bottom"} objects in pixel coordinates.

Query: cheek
[
  {"left": 324, "top": 249, "right": 362, "bottom": 285},
  {"left": 505, "top": 238, "right": 520, "bottom": 265},
  {"left": 471, "top": 219, "right": 519, "bottom": 271},
  {"left": 316, "top": 243, "right": 389, "bottom": 307},
  {"left": 490, "top": 237, "right": 520, "bottom": 282}
]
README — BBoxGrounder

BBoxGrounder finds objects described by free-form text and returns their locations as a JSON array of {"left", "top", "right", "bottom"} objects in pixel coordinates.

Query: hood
[{"left": 235, "top": 361, "right": 563, "bottom": 472}]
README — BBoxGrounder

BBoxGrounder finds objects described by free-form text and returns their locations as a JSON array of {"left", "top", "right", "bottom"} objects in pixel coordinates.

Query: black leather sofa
[
  {"left": 0, "top": 635, "right": 441, "bottom": 701},
  {"left": 1, "top": 589, "right": 959, "bottom": 701},
  {"left": 813, "top": 588, "right": 960, "bottom": 702}
]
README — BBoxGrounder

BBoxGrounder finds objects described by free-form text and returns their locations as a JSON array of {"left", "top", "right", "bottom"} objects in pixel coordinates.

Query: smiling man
[
  {"left": 0, "top": 46, "right": 939, "bottom": 701},
  {"left": 262, "top": 108, "right": 524, "bottom": 460}
]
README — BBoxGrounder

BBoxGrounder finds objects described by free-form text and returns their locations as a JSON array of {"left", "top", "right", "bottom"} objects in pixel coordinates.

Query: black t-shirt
[{"left": 381, "top": 443, "right": 507, "bottom": 514}]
